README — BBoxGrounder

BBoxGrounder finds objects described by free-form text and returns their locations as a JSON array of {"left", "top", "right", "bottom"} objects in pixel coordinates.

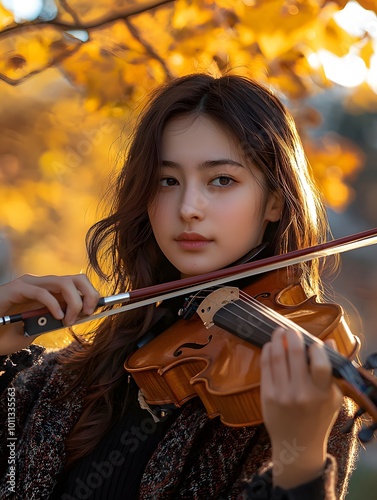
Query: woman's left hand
[{"left": 260, "top": 328, "right": 343, "bottom": 489}]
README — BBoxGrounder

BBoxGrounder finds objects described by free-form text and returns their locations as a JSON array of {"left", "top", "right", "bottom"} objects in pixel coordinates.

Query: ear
[{"left": 264, "top": 190, "right": 283, "bottom": 222}]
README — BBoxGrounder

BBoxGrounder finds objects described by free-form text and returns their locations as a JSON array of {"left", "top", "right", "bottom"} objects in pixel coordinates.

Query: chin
[{"left": 178, "top": 264, "right": 221, "bottom": 278}]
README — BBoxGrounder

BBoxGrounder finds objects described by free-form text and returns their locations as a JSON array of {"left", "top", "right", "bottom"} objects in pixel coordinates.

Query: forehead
[{"left": 161, "top": 115, "right": 243, "bottom": 159}]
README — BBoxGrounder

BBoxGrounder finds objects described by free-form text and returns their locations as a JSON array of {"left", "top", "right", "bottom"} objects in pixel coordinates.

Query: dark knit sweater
[
  {"left": 0, "top": 345, "right": 359, "bottom": 499},
  {"left": 49, "top": 380, "right": 181, "bottom": 499}
]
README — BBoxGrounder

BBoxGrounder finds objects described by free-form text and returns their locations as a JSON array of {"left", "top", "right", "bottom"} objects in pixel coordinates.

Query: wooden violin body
[{"left": 124, "top": 269, "right": 360, "bottom": 427}]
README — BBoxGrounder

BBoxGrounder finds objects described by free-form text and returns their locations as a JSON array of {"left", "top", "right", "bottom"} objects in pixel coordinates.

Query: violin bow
[{"left": 2, "top": 226, "right": 377, "bottom": 337}]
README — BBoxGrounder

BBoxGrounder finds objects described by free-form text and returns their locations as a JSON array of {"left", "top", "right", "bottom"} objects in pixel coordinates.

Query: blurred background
[{"left": 0, "top": 0, "right": 376, "bottom": 496}]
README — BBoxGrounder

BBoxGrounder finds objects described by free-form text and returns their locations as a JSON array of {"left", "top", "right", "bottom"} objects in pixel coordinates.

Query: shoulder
[
  {"left": 0, "top": 344, "right": 45, "bottom": 395},
  {"left": 1, "top": 341, "right": 80, "bottom": 395}
]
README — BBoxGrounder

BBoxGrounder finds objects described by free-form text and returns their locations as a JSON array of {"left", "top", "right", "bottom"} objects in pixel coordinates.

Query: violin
[{"left": 124, "top": 267, "right": 377, "bottom": 443}]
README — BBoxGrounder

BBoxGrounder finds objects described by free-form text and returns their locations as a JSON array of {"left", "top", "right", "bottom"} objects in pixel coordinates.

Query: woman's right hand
[{"left": 0, "top": 274, "right": 99, "bottom": 356}]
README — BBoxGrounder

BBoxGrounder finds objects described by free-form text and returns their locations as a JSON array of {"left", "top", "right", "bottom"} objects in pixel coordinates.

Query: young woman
[{"left": 0, "top": 74, "right": 359, "bottom": 499}]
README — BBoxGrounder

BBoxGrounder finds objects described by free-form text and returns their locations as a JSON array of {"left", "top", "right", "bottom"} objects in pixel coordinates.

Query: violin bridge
[{"left": 197, "top": 287, "right": 239, "bottom": 328}]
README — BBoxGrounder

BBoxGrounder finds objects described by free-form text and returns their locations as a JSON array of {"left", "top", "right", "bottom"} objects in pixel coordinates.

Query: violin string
[
  {"left": 195, "top": 286, "right": 352, "bottom": 373},
  {"left": 219, "top": 290, "right": 349, "bottom": 371},
  {"left": 215, "top": 296, "right": 278, "bottom": 349},
  {"left": 240, "top": 291, "right": 352, "bottom": 369},
  {"left": 219, "top": 292, "right": 370, "bottom": 392},
  {"left": 186, "top": 288, "right": 220, "bottom": 305},
  {"left": 195, "top": 286, "right": 362, "bottom": 386}
]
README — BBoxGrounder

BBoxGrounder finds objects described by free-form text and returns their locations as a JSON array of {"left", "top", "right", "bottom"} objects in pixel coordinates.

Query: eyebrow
[{"left": 161, "top": 159, "right": 245, "bottom": 169}]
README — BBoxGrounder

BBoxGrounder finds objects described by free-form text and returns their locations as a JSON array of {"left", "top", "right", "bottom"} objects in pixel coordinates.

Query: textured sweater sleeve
[
  {"left": 0, "top": 344, "right": 51, "bottom": 477},
  {"left": 242, "top": 456, "right": 336, "bottom": 499}
]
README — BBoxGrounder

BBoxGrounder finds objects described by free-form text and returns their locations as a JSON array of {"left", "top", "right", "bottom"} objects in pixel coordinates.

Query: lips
[
  {"left": 176, "top": 232, "right": 210, "bottom": 242},
  {"left": 175, "top": 232, "right": 212, "bottom": 250}
]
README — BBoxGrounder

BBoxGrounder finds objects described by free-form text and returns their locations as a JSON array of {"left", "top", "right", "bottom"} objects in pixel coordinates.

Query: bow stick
[{"left": 1, "top": 227, "right": 377, "bottom": 336}]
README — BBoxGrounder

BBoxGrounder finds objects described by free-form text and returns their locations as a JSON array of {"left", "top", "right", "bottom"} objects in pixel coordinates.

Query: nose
[{"left": 179, "top": 185, "right": 207, "bottom": 221}]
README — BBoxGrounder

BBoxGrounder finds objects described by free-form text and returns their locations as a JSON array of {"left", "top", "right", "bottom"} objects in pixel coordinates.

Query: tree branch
[
  {"left": 58, "top": 0, "right": 82, "bottom": 26},
  {"left": 124, "top": 18, "right": 173, "bottom": 80},
  {"left": 0, "top": 0, "right": 176, "bottom": 86},
  {"left": 0, "top": 0, "right": 175, "bottom": 39}
]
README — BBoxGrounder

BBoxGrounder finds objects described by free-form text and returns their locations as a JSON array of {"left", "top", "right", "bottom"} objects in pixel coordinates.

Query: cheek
[
  {"left": 216, "top": 194, "right": 267, "bottom": 246},
  {"left": 148, "top": 197, "right": 165, "bottom": 227},
  {"left": 148, "top": 197, "right": 174, "bottom": 244},
  {"left": 215, "top": 192, "right": 264, "bottom": 227}
]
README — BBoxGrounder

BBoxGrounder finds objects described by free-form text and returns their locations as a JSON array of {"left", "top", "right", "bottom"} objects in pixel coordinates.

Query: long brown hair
[{"left": 60, "top": 73, "right": 330, "bottom": 466}]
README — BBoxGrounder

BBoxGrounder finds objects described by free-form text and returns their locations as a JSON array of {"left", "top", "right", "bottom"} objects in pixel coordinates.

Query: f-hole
[
  {"left": 254, "top": 292, "right": 271, "bottom": 300},
  {"left": 173, "top": 335, "right": 213, "bottom": 357}
]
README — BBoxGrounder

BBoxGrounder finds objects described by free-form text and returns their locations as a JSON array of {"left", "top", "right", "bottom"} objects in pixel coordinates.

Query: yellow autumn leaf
[{"left": 322, "top": 17, "right": 358, "bottom": 57}]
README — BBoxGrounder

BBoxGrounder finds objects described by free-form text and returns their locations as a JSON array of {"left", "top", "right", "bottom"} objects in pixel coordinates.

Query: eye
[
  {"left": 160, "top": 177, "right": 179, "bottom": 187},
  {"left": 210, "top": 176, "right": 234, "bottom": 187}
]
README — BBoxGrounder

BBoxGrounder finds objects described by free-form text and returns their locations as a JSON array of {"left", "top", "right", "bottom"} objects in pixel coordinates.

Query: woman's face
[{"left": 148, "top": 115, "right": 281, "bottom": 277}]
